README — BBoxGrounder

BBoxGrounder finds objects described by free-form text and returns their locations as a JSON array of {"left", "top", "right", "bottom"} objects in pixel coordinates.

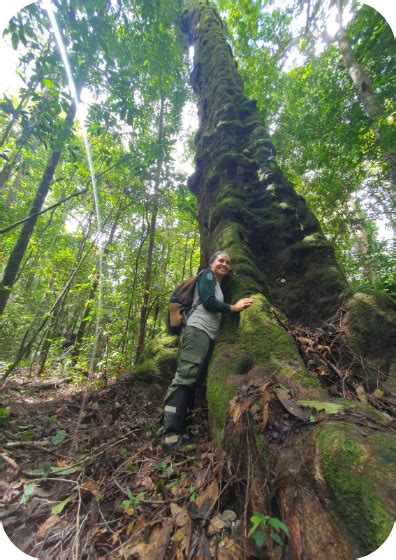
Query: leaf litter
[{"left": 0, "top": 374, "right": 243, "bottom": 558}]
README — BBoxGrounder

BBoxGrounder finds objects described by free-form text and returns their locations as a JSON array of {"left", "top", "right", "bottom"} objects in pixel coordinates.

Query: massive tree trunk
[{"left": 179, "top": 2, "right": 396, "bottom": 558}]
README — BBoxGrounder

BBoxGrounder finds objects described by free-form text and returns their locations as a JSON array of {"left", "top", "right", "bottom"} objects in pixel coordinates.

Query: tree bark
[
  {"left": 183, "top": 3, "right": 350, "bottom": 326},
  {"left": 0, "top": 100, "right": 77, "bottom": 316},
  {"left": 180, "top": 3, "right": 396, "bottom": 557}
]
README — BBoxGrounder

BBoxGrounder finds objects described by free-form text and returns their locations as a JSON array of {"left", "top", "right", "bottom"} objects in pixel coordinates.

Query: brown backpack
[{"left": 166, "top": 270, "right": 205, "bottom": 335}]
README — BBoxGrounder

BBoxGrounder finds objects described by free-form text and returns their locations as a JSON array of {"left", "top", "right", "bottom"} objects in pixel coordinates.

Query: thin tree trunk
[
  {"left": 2, "top": 233, "right": 95, "bottom": 380},
  {"left": 189, "top": 225, "right": 198, "bottom": 277},
  {"left": 335, "top": 2, "right": 396, "bottom": 227},
  {"left": 180, "top": 232, "right": 190, "bottom": 282},
  {"left": 0, "top": 148, "right": 24, "bottom": 190},
  {"left": 70, "top": 274, "right": 99, "bottom": 368},
  {"left": 0, "top": 101, "right": 77, "bottom": 316},
  {"left": 120, "top": 223, "right": 149, "bottom": 355},
  {"left": 70, "top": 206, "right": 122, "bottom": 367},
  {"left": 135, "top": 93, "right": 165, "bottom": 361}
]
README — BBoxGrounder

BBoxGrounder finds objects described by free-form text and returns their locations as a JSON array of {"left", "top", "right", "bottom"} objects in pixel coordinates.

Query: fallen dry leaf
[
  {"left": 125, "top": 518, "right": 173, "bottom": 559},
  {"left": 274, "top": 388, "right": 307, "bottom": 421},
  {"left": 297, "top": 336, "right": 313, "bottom": 346},
  {"left": 126, "top": 514, "right": 146, "bottom": 538},
  {"left": 260, "top": 382, "right": 271, "bottom": 429},
  {"left": 196, "top": 480, "right": 219, "bottom": 508},
  {"left": 207, "top": 514, "right": 227, "bottom": 535},
  {"left": 36, "top": 515, "right": 66, "bottom": 540},
  {"left": 135, "top": 474, "right": 155, "bottom": 491},
  {"left": 195, "top": 467, "right": 209, "bottom": 491},
  {"left": 220, "top": 510, "right": 237, "bottom": 525},
  {"left": 170, "top": 502, "right": 189, "bottom": 527},
  {"left": 217, "top": 535, "right": 241, "bottom": 559},
  {"left": 355, "top": 385, "right": 367, "bottom": 403},
  {"left": 83, "top": 479, "right": 100, "bottom": 496}
]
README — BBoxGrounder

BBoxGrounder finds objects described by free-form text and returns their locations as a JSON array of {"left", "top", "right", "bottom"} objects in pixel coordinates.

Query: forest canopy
[{"left": 0, "top": 2, "right": 395, "bottom": 559}]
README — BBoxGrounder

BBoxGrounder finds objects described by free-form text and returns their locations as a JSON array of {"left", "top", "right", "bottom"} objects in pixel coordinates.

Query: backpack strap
[
  {"left": 183, "top": 269, "right": 205, "bottom": 323},
  {"left": 185, "top": 295, "right": 201, "bottom": 321}
]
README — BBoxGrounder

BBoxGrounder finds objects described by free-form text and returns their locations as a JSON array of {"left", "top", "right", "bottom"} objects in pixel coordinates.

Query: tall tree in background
[
  {"left": 180, "top": 1, "right": 395, "bottom": 557},
  {"left": 0, "top": 100, "right": 77, "bottom": 315}
]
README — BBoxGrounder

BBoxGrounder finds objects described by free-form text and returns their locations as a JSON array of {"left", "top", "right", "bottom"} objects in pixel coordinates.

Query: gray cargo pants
[{"left": 163, "top": 326, "right": 213, "bottom": 440}]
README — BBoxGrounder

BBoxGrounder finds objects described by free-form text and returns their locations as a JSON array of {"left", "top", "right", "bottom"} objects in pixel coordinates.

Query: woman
[{"left": 163, "top": 250, "right": 253, "bottom": 451}]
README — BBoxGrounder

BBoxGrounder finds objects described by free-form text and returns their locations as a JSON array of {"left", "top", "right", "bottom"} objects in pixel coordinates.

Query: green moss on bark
[
  {"left": 315, "top": 422, "right": 393, "bottom": 555},
  {"left": 206, "top": 294, "right": 324, "bottom": 445}
]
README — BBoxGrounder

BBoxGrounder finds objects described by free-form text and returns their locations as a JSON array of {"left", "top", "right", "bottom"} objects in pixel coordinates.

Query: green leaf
[
  {"left": 189, "top": 483, "right": 197, "bottom": 503},
  {"left": 253, "top": 529, "right": 265, "bottom": 548},
  {"left": 268, "top": 517, "right": 290, "bottom": 537},
  {"left": 248, "top": 513, "right": 267, "bottom": 537},
  {"left": 297, "top": 400, "right": 344, "bottom": 415},
  {"left": 20, "top": 483, "right": 35, "bottom": 504},
  {"left": 271, "top": 531, "right": 284, "bottom": 546},
  {"left": 119, "top": 447, "right": 128, "bottom": 459},
  {"left": 276, "top": 384, "right": 291, "bottom": 394},
  {"left": 51, "top": 496, "right": 71, "bottom": 514},
  {"left": 42, "top": 78, "right": 56, "bottom": 89},
  {"left": 51, "top": 430, "right": 67, "bottom": 445},
  {"left": 0, "top": 407, "right": 10, "bottom": 423}
]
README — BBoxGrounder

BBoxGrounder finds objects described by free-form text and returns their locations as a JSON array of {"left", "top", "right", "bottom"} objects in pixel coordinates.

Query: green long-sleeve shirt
[
  {"left": 186, "top": 269, "right": 230, "bottom": 339},
  {"left": 197, "top": 269, "right": 230, "bottom": 313}
]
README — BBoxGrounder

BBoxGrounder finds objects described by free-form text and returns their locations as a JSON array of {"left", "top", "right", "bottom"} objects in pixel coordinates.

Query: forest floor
[
  {"left": 1, "top": 318, "right": 395, "bottom": 559},
  {"left": 0, "top": 371, "right": 244, "bottom": 559}
]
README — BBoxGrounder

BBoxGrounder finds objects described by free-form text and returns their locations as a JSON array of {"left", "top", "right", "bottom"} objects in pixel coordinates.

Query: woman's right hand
[{"left": 230, "top": 297, "right": 253, "bottom": 312}]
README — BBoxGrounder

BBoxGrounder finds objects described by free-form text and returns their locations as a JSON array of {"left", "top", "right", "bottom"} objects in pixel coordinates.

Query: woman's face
[{"left": 210, "top": 253, "right": 231, "bottom": 279}]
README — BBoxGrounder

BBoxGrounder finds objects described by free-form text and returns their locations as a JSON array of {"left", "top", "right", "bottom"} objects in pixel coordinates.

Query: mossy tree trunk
[{"left": 180, "top": 2, "right": 396, "bottom": 557}]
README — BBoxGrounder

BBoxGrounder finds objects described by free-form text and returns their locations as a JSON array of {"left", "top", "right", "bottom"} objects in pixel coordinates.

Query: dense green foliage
[{"left": 0, "top": 0, "right": 394, "bottom": 377}]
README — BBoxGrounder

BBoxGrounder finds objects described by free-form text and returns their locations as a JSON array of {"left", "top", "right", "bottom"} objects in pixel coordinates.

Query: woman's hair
[{"left": 209, "top": 250, "right": 231, "bottom": 264}]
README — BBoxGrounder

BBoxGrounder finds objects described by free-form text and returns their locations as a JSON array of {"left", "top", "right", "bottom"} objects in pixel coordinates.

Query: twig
[
  {"left": 2, "top": 441, "right": 65, "bottom": 459},
  {"left": 81, "top": 435, "right": 150, "bottom": 467},
  {"left": 0, "top": 452, "right": 19, "bottom": 471},
  {"left": 72, "top": 485, "right": 84, "bottom": 560}
]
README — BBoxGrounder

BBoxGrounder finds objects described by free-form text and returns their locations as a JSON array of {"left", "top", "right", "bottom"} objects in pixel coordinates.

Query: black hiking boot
[{"left": 162, "top": 433, "right": 196, "bottom": 453}]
